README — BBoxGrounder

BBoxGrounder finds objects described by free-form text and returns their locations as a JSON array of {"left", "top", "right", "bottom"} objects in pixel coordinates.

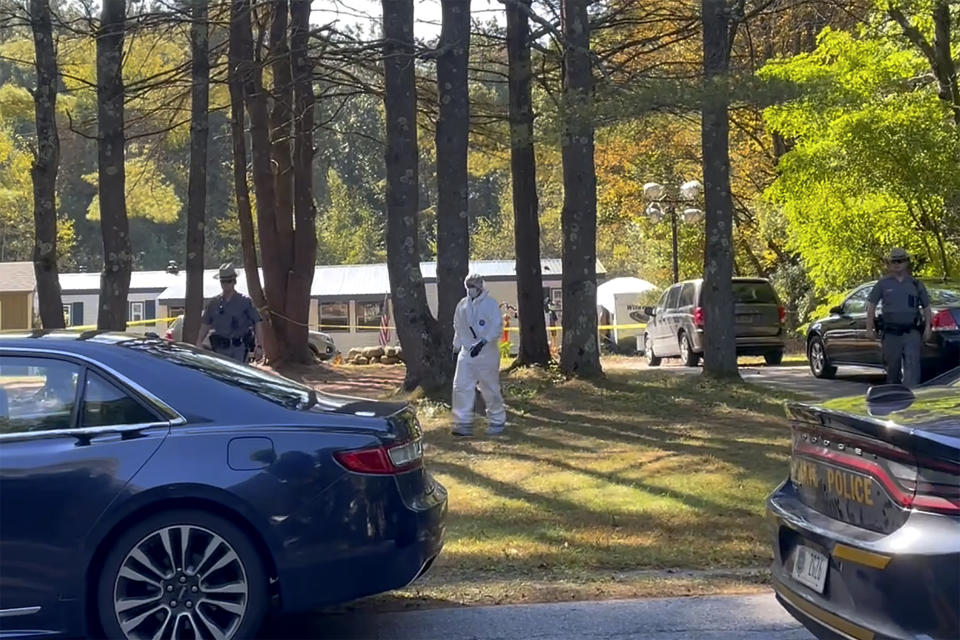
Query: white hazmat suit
[{"left": 452, "top": 276, "right": 506, "bottom": 436}]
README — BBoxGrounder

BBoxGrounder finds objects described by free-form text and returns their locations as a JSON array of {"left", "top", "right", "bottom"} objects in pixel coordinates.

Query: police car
[{"left": 767, "top": 369, "right": 959, "bottom": 639}]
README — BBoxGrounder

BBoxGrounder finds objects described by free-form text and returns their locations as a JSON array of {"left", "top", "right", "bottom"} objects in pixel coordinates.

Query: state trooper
[
  {"left": 866, "top": 248, "right": 933, "bottom": 386},
  {"left": 451, "top": 273, "right": 507, "bottom": 437},
  {"left": 197, "top": 263, "right": 264, "bottom": 363}
]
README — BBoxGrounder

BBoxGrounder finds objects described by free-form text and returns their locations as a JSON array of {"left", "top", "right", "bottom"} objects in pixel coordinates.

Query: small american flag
[{"left": 378, "top": 295, "right": 391, "bottom": 347}]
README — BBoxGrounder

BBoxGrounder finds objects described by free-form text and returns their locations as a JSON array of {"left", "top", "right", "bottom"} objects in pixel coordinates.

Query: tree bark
[
  {"left": 287, "top": 0, "right": 317, "bottom": 363},
  {"left": 889, "top": 2, "right": 959, "bottom": 126},
  {"left": 229, "top": 0, "right": 267, "bottom": 314},
  {"left": 434, "top": 0, "right": 471, "bottom": 353},
  {"left": 931, "top": 1, "right": 959, "bottom": 127},
  {"left": 96, "top": 0, "right": 131, "bottom": 332},
  {"left": 558, "top": 0, "right": 601, "bottom": 378},
  {"left": 507, "top": 0, "right": 550, "bottom": 366},
  {"left": 235, "top": 0, "right": 285, "bottom": 360},
  {"left": 29, "top": 0, "right": 64, "bottom": 329},
  {"left": 260, "top": 0, "right": 295, "bottom": 355},
  {"left": 700, "top": 0, "right": 740, "bottom": 380},
  {"left": 183, "top": 0, "right": 209, "bottom": 345},
  {"left": 381, "top": 0, "right": 450, "bottom": 392}
]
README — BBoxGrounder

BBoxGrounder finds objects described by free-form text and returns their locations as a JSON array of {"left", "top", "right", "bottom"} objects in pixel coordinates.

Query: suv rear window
[
  {"left": 678, "top": 283, "right": 696, "bottom": 307},
  {"left": 665, "top": 286, "right": 681, "bottom": 309},
  {"left": 732, "top": 281, "right": 778, "bottom": 304}
]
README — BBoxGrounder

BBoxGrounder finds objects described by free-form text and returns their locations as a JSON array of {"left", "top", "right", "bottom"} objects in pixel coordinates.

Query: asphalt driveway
[
  {"left": 264, "top": 592, "right": 814, "bottom": 640},
  {"left": 624, "top": 359, "right": 884, "bottom": 400}
]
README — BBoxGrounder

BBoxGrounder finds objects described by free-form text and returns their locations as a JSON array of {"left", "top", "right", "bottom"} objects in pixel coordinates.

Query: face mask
[{"left": 467, "top": 285, "right": 481, "bottom": 299}]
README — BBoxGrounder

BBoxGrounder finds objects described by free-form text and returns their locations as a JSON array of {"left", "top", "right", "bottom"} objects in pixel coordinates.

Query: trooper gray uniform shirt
[
  {"left": 201, "top": 293, "right": 261, "bottom": 361},
  {"left": 868, "top": 275, "right": 930, "bottom": 385}
]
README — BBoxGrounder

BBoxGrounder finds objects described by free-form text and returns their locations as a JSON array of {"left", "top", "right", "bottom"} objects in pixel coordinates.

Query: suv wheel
[
  {"left": 808, "top": 336, "right": 836, "bottom": 379},
  {"left": 679, "top": 332, "right": 699, "bottom": 367},
  {"left": 645, "top": 335, "right": 661, "bottom": 367}
]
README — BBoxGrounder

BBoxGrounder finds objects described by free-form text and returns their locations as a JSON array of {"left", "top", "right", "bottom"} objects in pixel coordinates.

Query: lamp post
[{"left": 643, "top": 180, "right": 703, "bottom": 283}]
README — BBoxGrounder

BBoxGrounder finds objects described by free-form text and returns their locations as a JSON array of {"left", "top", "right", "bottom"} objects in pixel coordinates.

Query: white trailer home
[{"left": 47, "top": 259, "right": 606, "bottom": 353}]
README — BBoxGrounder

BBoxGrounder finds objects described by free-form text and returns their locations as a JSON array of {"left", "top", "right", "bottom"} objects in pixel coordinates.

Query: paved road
[
  {"left": 265, "top": 593, "right": 813, "bottom": 640},
  {"left": 632, "top": 360, "right": 884, "bottom": 400},
  {"left": 738, "top": 365, "right": 884, "bottom": 400}
]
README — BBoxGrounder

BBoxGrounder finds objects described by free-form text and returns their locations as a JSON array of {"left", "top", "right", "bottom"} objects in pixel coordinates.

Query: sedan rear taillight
[
  {"left": 335, "top": 439, "right": 423, "bottom": 474},
  {"left": 778, "top": 306, "right": 786, "bottom": 325},
  {"left": 693, "top": 307, "right": 704, "bottom": 328},
  {"left": 930, "top": 309, "right": 958, "bottom": 331}
]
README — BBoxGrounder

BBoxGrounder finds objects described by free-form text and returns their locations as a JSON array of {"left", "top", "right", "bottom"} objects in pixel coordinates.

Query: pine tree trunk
[
  {"left": 235, "top": 0, "right": 284, "bottom": 360},
  {"left": 287, "top": 0, "right": 317, "bottom": 363},
  {"left": 96, "top": 0, "right": 131, "bottom": 332},
  {"left": 381, "top": 0, "right": 450, "bottom": 393},
  {"left": 183, "top": 0, "right": 209, "bottom": 345},
  {"left": 507, "top": 0, "right": 550, "bottom": 366},
  {"left": 228, "top": 0, "right": 266, "bottom": 314},
  {"left": 435, "top": 0, "right": 471, "bottom": 353},
  {"left": 29, "top": 0, "right": 64, "bottom": 329},
  {"left": 260, "top": 0, "right": 295, "bottom": 356},
  {"left": 700, "top": 0, "right": 740, "bottom": 380},
  {"left": 558, "top": 0, "right": 601, "bottom": 378}
]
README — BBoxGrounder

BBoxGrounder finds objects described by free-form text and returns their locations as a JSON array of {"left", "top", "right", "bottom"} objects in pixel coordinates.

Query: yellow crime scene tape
[
  {"left": 317, "top": 323, "right": 647, "bottom": 333},
  {"left": 63, "top": 318, "right": 645, "bottom": 335},
  {"left": 70, "top": 317, "right": 181, "bottom": 332}
]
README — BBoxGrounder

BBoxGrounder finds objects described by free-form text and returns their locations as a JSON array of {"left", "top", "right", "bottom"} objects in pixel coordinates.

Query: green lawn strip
[{"left": 400, "top": 364, "right": 799, "bottom": 604}]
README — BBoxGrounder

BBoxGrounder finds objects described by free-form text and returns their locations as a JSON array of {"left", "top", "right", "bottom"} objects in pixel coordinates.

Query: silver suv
[{"left": 642, "top": 278, "right": 785, "bottom": 367}]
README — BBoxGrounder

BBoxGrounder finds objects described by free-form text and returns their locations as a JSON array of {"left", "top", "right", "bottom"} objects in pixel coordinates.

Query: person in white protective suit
[{"left": 451, "top": 274, "right": 507, "bottom": 436}]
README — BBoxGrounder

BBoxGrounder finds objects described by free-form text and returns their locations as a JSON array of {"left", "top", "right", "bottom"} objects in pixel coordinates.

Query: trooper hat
[
  {"left": 886, "top": 247, "right": 910, "bottom": 262},
  {"left": 214, "top": 262, "right": 238, "bottom": 281}
]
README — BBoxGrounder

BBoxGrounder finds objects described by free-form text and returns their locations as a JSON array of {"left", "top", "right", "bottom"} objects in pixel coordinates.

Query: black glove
[{"left": 469, "top": 339, "right": 487, "bottom": 358}]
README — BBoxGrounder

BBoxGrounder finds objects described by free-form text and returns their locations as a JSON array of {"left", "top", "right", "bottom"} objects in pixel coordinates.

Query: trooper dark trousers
[{"left": 882, "top": 329, "right": 922, "bottom": 386}]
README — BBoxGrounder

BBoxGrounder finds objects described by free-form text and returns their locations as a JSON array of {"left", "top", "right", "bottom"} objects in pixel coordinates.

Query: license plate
[
  {"left": 736, "top": 315, "right": 754, "bottom": 324},
  {"left": 792, "top": 545, "right": 828, "bottom": 593}
]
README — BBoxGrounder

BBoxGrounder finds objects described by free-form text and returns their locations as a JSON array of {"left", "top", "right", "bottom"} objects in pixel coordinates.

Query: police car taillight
[
  {"left": 930, "top": 309, "right": 958, "bottom": 331},
  {"left": 912, "top": 457, "right": 960, "bottom": 515}
]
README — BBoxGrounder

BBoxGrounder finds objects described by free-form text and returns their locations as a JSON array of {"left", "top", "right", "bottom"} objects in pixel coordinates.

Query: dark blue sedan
[
  {"left": 0, "top": 332, "right": 447, "bottom": 639},
  {"left": 767, "top": 369, "right": 959, "bottom": 640}
]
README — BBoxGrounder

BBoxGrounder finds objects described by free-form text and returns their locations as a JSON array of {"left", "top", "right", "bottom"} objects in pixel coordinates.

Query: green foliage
[
  {"left": 83, "top": 156, "right": 181, "bottom": 224},
  {"left": 0, "top": 116, "right": 33, "bottom": 260},
  {"left": 316, "top": 168, "right": 386, "bottom": 264},
  {"left": 760, "top": 28, "right": 960, "bottom": 293}
]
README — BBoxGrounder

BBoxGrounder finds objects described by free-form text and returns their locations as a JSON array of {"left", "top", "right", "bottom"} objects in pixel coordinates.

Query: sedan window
[
  {"left": 83, "top": 371, "right": 158, "bottom": 427},
  {"left": 928, "top": 285, "right": 960, "bottom": 306},
  {"left": 0, "top": 357, "right": 80, "bottom": 434},
  {"left": 123, "top": 340, "right": 315, "bottom": 409},
  {"left": 843, "top": 287, "right": 871, "bottom": 314}
]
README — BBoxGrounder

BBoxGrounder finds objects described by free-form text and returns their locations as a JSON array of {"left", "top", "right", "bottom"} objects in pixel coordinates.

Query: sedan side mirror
[
  {"left": 829, "top": 305, "right": 843, "bottom": 315},
  {"left": 643, "top": 306, "right": 656, "bottom": 317}
]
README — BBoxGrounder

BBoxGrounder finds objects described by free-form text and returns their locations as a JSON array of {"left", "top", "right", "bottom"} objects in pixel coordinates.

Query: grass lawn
[{"left": 319, "top": 361, "right": 807, "bottom": 609}]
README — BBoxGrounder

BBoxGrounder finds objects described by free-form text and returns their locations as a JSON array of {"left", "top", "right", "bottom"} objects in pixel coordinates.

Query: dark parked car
[
  {"left": 806, "top": 279, "right": 960, "bottom": 382},
  {"left": 767, "top": 371, "right": 960, "bottom": 640},
  {"left": 0, "top": 332, "right": 446, "bottom": 639},
  {"left": 642, "top": 277, "right": 786, "bottom": 367}
]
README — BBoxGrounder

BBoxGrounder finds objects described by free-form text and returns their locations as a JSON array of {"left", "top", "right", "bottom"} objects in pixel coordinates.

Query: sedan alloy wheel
[{"left": 99, "top": 511, "right": 267, "bottom": 640}]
